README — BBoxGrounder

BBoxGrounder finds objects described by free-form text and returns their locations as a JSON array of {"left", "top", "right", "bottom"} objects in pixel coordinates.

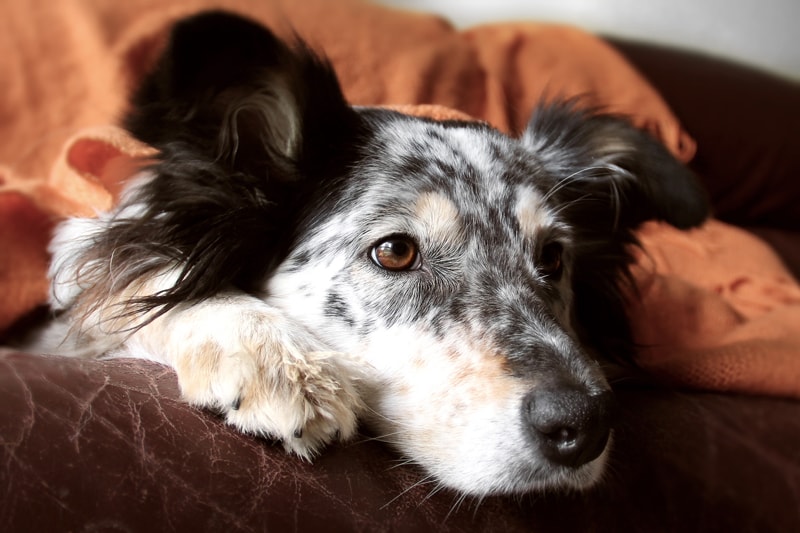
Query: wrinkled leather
[{"left": 1, "top": 351, "right": 798, "bottom": 532}]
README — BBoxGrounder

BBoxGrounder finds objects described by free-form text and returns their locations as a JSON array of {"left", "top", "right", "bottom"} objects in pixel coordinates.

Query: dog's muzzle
[{"left": 523, "top": 384, "right": 616, "bottom": 468}]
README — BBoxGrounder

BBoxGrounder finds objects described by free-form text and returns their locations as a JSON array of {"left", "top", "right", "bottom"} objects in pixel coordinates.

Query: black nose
[{"left": 523, "top": 386, "right": 615, "bottom": 468}]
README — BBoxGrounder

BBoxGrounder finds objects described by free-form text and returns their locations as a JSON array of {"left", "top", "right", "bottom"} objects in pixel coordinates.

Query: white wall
[{"left": 378, "top": 0, "right": 800, "bottom": 81}]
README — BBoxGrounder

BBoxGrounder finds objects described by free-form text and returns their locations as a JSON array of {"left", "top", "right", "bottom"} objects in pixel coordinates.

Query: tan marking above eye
[
  {"left": 371, "top": 236, "right": 421, "bottom": 271},
  {"left": 414, "top": 191, "right": 463, "bottom": 241},
  {"left": 515, "top": 185, "right": 553, "bottom": 237}
]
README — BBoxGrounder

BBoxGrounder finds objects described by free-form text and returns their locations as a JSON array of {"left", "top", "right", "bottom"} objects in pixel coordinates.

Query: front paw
[{"left": 172, "top": 314, "right": 364, "bottom": 459}]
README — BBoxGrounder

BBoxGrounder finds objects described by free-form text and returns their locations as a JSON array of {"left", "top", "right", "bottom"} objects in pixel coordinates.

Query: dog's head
[{"left": 121, "top": 12, "right": 708, "bottom": 495}]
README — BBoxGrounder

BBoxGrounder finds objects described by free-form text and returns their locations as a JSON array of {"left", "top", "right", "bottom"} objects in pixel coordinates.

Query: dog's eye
[
  {"left": 370, "top": 236, "right": 421, "bottom": 271},
  {"left": 539, "top": 242, "right": 564, "bottom": 280}
]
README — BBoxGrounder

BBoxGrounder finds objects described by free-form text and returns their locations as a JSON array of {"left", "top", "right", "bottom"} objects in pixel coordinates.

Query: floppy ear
[
  {"left": 522, "top": 101, "right": 709, "bottom": 232},
  {"left": 125, "top": 10, "right": 358, "bottom": 177},
  {"left": 71, "top": 11, "right": 361, "bottom": 319},
  {"left": 521, "top": 102, "right": 710, "bottom": 363}
]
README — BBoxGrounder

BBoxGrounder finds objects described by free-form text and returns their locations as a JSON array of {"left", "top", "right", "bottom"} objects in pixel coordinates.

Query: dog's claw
[
  {"left": 293, "top": 428, "right": 303, "bottom": 438},
  {"left": 231, "top": 397, "right": 242, "bottom": 411}
]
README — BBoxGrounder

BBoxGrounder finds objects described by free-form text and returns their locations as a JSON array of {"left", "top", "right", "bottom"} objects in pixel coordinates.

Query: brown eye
[
  {"left": 370, "top": 236, "right": 421, "bottom": 271},
  {"left": 539, "top": 242, "right": 564, "bottom": 280}
]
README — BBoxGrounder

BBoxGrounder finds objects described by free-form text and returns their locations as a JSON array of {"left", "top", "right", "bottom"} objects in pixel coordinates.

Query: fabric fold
[{"left": 1, "top": 0, "right": 797, "bottom": 398}]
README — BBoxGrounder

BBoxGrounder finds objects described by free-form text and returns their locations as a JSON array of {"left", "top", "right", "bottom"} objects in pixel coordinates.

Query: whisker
[
  {"left": 470, "top": 494, "right": 487, "bottom": 519},
  {"left": 353, "top": 429, "right": 405, "bottom": 446},
  {"left": 361, "top": 404, "right": 415, "bottom": 430},
  {"left": 421, "top": 481, "right": 448, "bottom": 504},
  {"left": 548, "top": 192, "right": 594, "bottom": 218},
  {"left": 443, "top": 491, "right": 470, "bottom": 522},
  {"left": 386, "top": 457, "right": 419, "bottom": 470},
  {"left": 381, "top": 474, "right": 437, "bottom": 510},
  {"left": 541, "top": 165, "right": 607, "bottom": 204}
]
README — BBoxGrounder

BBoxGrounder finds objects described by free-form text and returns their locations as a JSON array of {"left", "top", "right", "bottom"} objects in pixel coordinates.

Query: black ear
[
  {"left": 76, "top": 11, "right": 361, "bottom": 320},
  {"left": 521, "top": 102, "right": 710, "bottom": 364},
  {"left": 522, "top": 101, "right": 709, "bottom": 232},
  {"left": 125, "top": 10, "right": 358, "bottom": 177}
]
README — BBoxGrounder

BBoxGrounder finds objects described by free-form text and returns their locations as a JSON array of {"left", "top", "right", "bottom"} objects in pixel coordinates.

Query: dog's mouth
[
  {"left": 364, "top": 420, "right": 612, "bottom": 497},
  {"left": 510, "top": 433, "right": 612, "bottom": 494},
  {"left": 360, "top": 378, "right": 614, "bottom": 497}
]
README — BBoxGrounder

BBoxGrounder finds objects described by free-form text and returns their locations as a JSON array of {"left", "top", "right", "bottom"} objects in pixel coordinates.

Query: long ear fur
[
  {"left": 522, "top": 101, "right": 710, "bottom": 363},
  {"left": 67, "top": 11, "right": 361, "bottom": 324},
  {"left": 523, "top": 101, "right": 709, "bottom": 231}
]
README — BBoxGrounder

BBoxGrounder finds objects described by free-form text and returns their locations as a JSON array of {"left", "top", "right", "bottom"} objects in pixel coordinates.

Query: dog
[{"left": 33, "top": 11, "right": 708, "bottom": 496}]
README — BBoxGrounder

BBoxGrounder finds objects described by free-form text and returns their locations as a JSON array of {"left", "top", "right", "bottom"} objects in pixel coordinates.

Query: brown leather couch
[{"left": 1, "top": 41, "right": 799, "bottom": 533}]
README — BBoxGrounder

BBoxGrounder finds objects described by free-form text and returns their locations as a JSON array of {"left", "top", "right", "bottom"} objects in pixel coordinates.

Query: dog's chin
[
  {"left": 420, "top": 443, "right": 610, "bottom": 497},
  {"left": 506, "top": 445, "right": 610, "bottom": 496},
  {"left": 361, "top": 402, "right": 611, "bottom": 497}
]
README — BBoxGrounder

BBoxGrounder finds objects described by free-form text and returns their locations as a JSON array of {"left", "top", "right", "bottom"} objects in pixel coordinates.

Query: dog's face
[
  {"left": 265, "top": 115, "right": 616, "bottom": 493},
  {"left": 111, "top": 12, "right": 707, "bottom": 495},
  {"left": 255, "top": 115, "right": 596, "bottom": 492}
]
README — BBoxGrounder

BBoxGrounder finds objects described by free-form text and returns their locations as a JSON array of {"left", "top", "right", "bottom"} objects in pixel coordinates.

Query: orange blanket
[{"left": 1, "top": 0, "right": 798, "bottom": 397}]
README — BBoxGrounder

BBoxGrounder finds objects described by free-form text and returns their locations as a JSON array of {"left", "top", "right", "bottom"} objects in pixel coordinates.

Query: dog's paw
[{"left": 171, "top": 308, "right": 364, "bottom": 459}]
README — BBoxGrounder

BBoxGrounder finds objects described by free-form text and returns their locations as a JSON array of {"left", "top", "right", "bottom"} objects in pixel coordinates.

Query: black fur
[{"left": 104, "top": 12, "right": 363, "bottom": 315}]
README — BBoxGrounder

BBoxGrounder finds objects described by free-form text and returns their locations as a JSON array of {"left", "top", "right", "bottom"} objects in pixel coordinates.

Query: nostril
[
  {"left": 524, "top": 387, "right": 615, "bottom": 468},
  {"left": 543, "top": 426, "right": 577, "bottom": 446}
]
